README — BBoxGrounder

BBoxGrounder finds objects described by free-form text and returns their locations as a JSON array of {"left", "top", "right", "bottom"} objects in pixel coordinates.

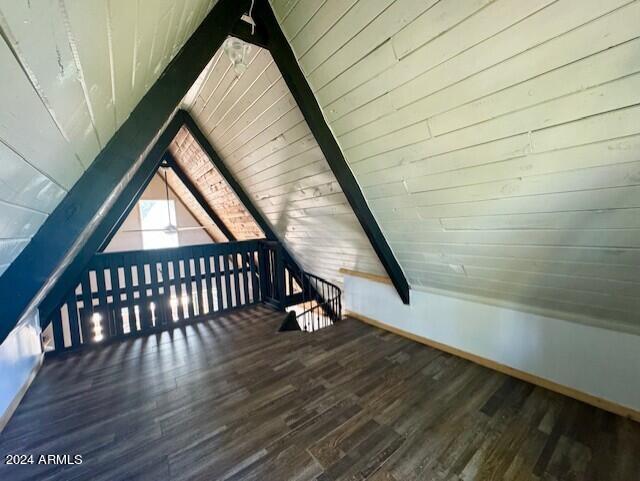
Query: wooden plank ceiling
[
  {"left": 0, "top": 0, "right": 219, "bottom": 276},
  {"left": 168, "top": 126, "right": 264, "bottom": 241},
  {"left": 183, "top": 44, "right": 386, "bottom": 286},
  {"left": 270, "top": 0, "right": 640, "bottom": 331}
]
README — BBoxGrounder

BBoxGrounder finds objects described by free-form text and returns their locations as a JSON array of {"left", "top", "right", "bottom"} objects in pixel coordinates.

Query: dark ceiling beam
[
  {"left": 163, "top": 151, "right": 236, "bottom": 242},
  {"left": 178, "top": 110, "right": 329, "bottom": 312},
  {"left": 179, "top": 110, "right": 279, "bottom": 242},
  {"left": 253, "top": 0, "right": 410, "bottom": 304},
  {"left": 0, "top": 0, "right": 252, "bottom": 344},
  {"left": 38, "top": 114, "right": 184, "bottom": 326}
]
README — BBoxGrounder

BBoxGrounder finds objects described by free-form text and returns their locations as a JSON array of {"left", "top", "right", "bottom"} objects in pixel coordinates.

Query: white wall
[
  {"left": 344, "top": 274, "right": 640, "bottom": 414},
  {"left": 104, "top": 174, "right": 212, "bottom": 252},
  {"left": 0, "top": 309, "right": 42, "bottom": 432}
]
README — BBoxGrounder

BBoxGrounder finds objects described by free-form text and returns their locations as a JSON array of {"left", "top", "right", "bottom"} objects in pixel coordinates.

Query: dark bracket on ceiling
[
  {"left": 250, "top": 0, "right": 410, "bottom": 304},
  {"left": 230, "top": 17, "right": 269, "bottom": 50},
  {"left": 162, "top": 151, "right": 237, "bottom": 242}
]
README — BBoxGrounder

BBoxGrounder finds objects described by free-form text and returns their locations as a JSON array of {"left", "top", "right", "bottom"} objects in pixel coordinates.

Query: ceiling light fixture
[
  {"left": 223, "top": 0, "right": 255, "bottom": 77},
  {"left": 223, "top": 37, "right": 251, "bottom": 77}
]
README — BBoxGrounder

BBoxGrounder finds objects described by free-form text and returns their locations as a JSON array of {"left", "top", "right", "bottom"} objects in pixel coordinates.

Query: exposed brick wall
[{"left": 168, "top": 127, "right": 264, "bottom": 240}]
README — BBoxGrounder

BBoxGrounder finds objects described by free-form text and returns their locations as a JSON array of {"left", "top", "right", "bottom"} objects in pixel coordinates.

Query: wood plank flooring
[{"left": 1, "top": 305, "right": 639, "bottom": 480}]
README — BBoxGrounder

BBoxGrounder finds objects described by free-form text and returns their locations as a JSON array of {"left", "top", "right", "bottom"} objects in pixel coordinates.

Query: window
[{"left": 139, "top": 199, "right": 179, "bottom": 250}]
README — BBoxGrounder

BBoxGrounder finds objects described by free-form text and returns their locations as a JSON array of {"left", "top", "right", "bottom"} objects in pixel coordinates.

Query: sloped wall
[{"left": 272, "top": 0, "right": 640, "bottom": 331}]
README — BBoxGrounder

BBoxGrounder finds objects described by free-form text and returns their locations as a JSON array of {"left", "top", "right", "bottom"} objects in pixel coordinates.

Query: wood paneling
[
  {"left": 183, "top": 43, "right": 385, "bottom": 287},
  {"left": 0, "top": 0, "right": 217, "bottom": 274},
  {"left": 1, "top": 306, "right": 639, "bottom": 480},
  {"left": 273, "top": 0, "right": 640, "bottom": 330}
]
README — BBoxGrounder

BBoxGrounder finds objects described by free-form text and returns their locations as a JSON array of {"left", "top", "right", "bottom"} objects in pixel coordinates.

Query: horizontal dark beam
[
  {"left": 0, "top": 0, "right": 250, "bottom": 344},
  {"left": 254, "top": 0, "right": 410, "bottom": 304},
  {"left": 163, "top": 152, "right": 236, "bottom": 242}
]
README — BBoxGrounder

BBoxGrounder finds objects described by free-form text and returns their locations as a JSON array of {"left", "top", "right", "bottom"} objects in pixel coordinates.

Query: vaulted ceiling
[{"left": 1, "top": 0, "right": 639, "bottom": 333}]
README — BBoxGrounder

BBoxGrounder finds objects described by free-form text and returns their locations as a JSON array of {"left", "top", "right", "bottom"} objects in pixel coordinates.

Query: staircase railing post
[{"left": 274, "top": 243, "right": 286, "bottom": 311}]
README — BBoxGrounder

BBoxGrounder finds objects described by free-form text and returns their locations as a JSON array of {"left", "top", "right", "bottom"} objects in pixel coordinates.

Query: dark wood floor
[{"left": 1, "top": 305, "right": 639, "bottom": 481}]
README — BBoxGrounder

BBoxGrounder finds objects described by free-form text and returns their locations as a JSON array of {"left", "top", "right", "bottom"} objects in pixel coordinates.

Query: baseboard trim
[
  {"left": 341, "top": 269, "right": 640, "bottom": 337},
  {"left": 0, "top": 353, "right": 44, "bottom": 433},
  {"left": 346, "top": 309, "right": 640, "bottom": 423}
]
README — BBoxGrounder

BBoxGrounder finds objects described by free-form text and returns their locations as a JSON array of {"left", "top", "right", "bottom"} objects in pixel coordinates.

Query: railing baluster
[
  {"left": 183, "top": 256, "right": 195, "bottom": 319},
  {"left": 79, "top": 270, "right": 94, "bottom": 345},
  {"left": 94, "top": 257, "right": 111, "bottom": 340},
  {"left": 111, "top": 258, "right": 124, "bottom": 337},
  {"left": 174, "top": 259, "right": 185, "bottom": 321},
  {"left": 135, "top": 254, "right": 151, "bottom": 331},
  {"left": 66, "top": 288, "right": 82, "bottom": 348},
  {"left": 193, "top": 248, "right": 205, "bottom": 317},
  {"left": 248, "top": 248, "right": 259, "bottom": 304},
  {"left": 222, "top": 253, "right": 232, "bottom": 311},
  {"left": 213, "top": 254, "right": 223, "bottom": 313},
  {"left": 147, "top": 255, "right": 162, "bottom": 327},
  {"left": 160, "top": 253, "right": 173, "bottom": 324},
  {"left": 51, "top": 308, "right": 65, "bottom": 351},
  {"left": 123, "top": 259, "right": 136, "bottom": 333},
  {"left": 232, "top": 250, "right": 242, "bottom": 307},
  {"left": 238, "top": 250, "right": 247, "bottom": 306},
  {"left": 200, "top": 249, "right": 213, "bottom": 315}
]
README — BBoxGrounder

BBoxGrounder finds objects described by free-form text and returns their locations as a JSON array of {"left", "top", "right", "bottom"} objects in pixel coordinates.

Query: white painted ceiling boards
[
  {"left": 0, "top": 0, "right": 218, "bottom": 275},
  {"left": 271, "top": 0, "right": 640, "bottom": 331},
  {"left": 183, "top": 44, "right": 386, "bottom": 286}
]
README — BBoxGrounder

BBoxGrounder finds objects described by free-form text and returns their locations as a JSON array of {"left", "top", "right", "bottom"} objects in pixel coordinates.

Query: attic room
[{"left": 0, "top": 0, "right": 639, "bottom": 479}]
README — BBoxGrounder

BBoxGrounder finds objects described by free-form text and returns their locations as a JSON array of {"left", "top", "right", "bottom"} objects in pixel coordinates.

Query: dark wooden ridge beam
[
  {"left": 163, "top": 151, "right": 236, "bottom": 242},
  {"left": 253, "top": 0, "right": 410, "bottom": 304},
  {"left": 179, "top": 110, "right": 333, "bottom": 314},
  {"left": 0, "top": 0, "right": 252, "bottom": 344},
  {"left": 95, "top": 121, "right": 188, "bottom": 254},
  {"left": 38, "top": 115, "right": 183, "bottom": 326},
  {"left": 179, "top": 110, "right": 280, "bottom": 242}
]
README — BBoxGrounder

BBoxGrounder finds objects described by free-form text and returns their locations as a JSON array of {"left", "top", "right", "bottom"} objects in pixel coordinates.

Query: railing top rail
[
  {"left": 303, "top": 271, "right": 342, "bottom": 293},
  {"left": 93, "top": 239, "right": 265, "bottom": 262}
]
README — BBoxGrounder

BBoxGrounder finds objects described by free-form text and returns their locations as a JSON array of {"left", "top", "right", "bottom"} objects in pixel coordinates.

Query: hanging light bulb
[{"left": 223, "top": 37, "right": 251, "bottom": 77}]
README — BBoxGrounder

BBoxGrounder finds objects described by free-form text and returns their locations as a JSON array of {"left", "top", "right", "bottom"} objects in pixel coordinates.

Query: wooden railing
[
  {"left": 44, "top": 239, "right": 342, "bottom": 352},
  {"left": 293, "top": 272, "right": 342, "bottom": 332},
  {"left": 46, "top": 240, "right": 262, "bottom": 352},
  {"left": 259, "top": 241, "right": 342, "bottom": 331}
]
